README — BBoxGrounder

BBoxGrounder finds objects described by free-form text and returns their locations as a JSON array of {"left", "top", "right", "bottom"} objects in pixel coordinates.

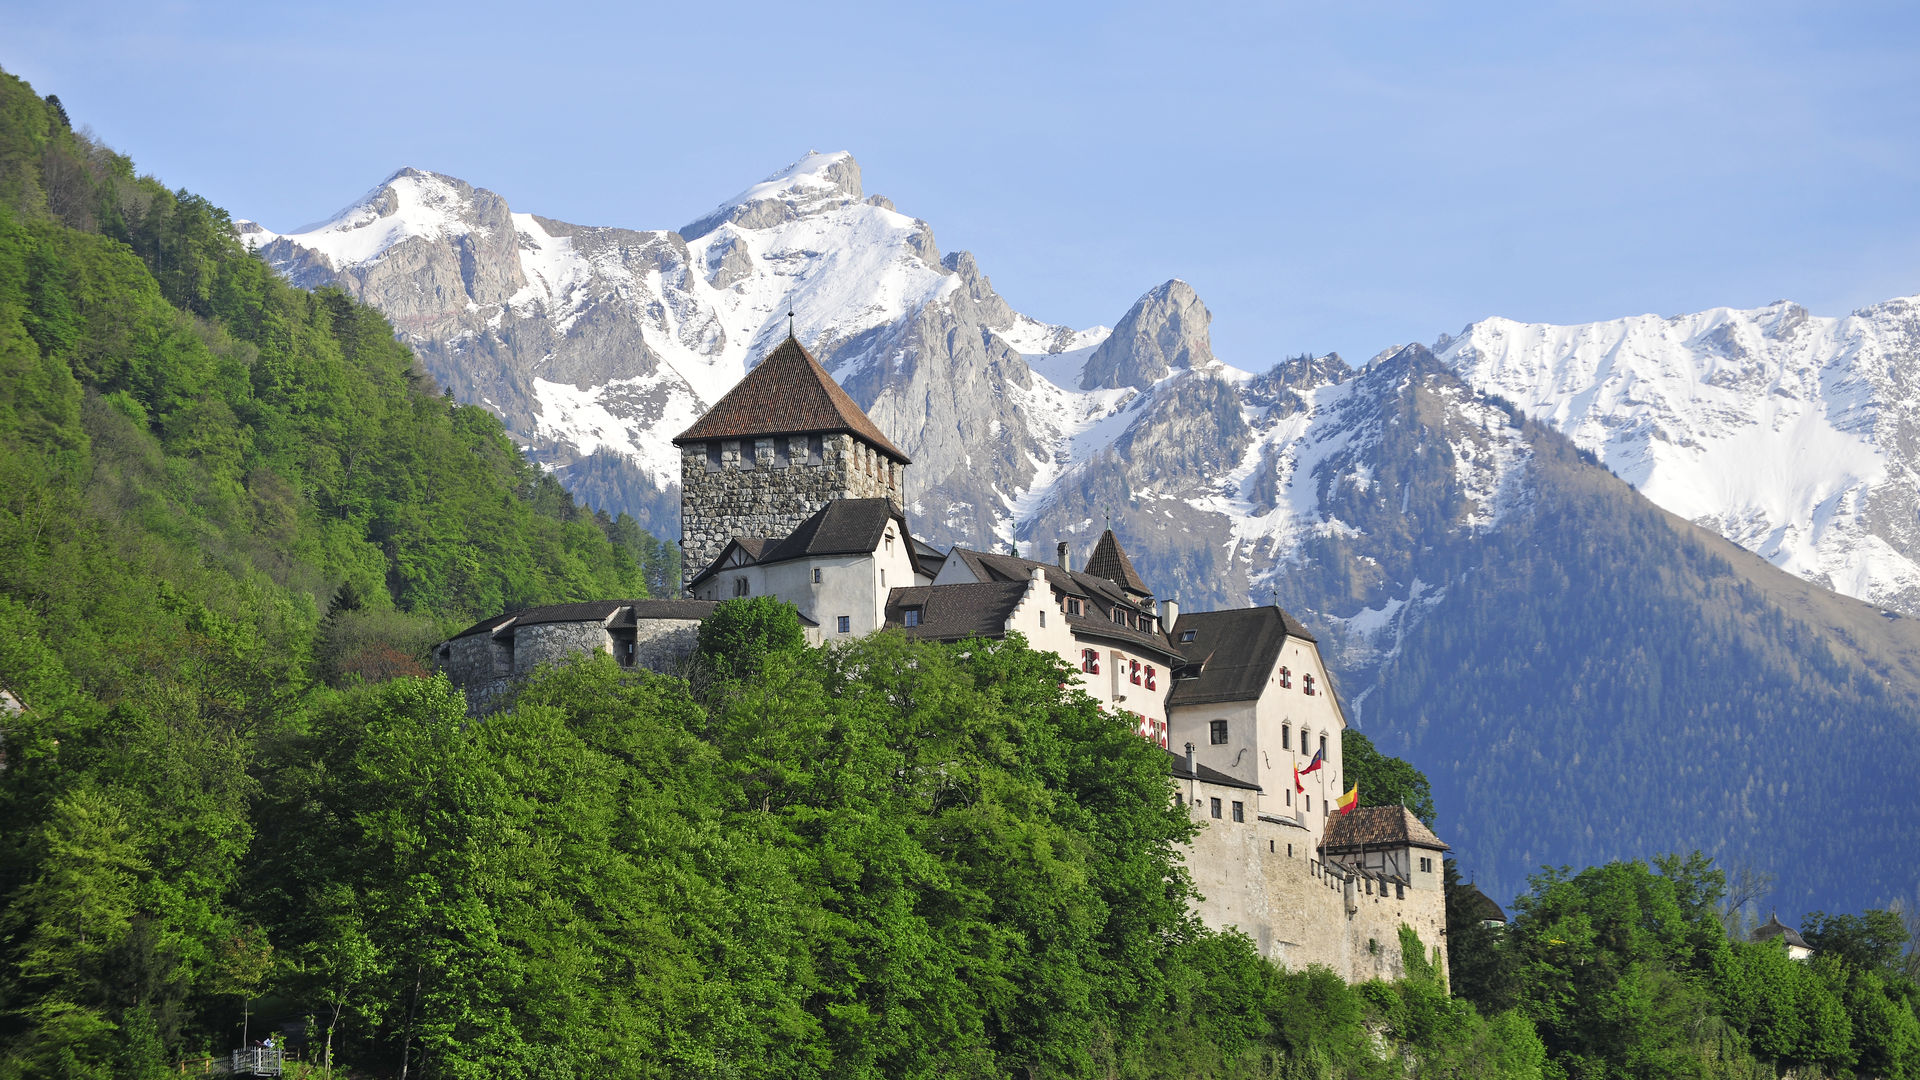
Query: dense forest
[{"left": 2, "top": 67, "right": 1917, "bottom": 1078}]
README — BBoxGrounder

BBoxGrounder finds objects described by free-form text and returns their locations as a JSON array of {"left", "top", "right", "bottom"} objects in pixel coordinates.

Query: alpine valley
[{"left": 244, "top": 153, "right": 1920, "bottom": 913}]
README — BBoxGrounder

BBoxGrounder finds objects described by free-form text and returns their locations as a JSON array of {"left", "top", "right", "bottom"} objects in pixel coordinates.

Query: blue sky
[{"left": 7, "top": 0, "right": 1918, "bottom": 366}]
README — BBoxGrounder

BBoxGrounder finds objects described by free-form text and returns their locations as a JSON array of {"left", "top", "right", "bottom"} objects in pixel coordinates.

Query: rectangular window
[
  {"left": 807, "top": 435, "right": 824, "bottom": 465},
  {"left": 1288, "top": 844, "right": 1293, "bottom": 858},
  {"left": 1319, "top": 734, "right": 1327, "bottom": 759},
  {"left": 1209, "top": 797, "right": 1222, "bottom": 820},
  {"left": 813, "top": 568, "right": 823, "bottom": 584},
  {"left": 1081, "top": 649, "right": 1099, "bottom": 674},
  {"left": 1231, "top": 801, "right": 1244, "bottom": 823},
  {"left": 1306, "top": 795, "right": 1311, "bottom": 813},
  {"left": 903, "top": 608, "right": 921, "bottom": 628},
  {"left": 1282, "top": 725, "right": 1291, "bottom": 750},
  {"left": 1066, "top": 598, "right": 1082, "bottom": 616},
  {"left": 837, "top": 616, "right": 850, "bottom": 634},
  {"left": 1180, "top": 629, "right": 1196, "bottom": 642},
  {"left": 1144, "top": 665, "right": 1156, "bottom": 690},
  {"left": 1270, "top": 839, "right": 1275, "bottom": 853},
  {"left": 879, "top": 569, "right": 886, "bottom": 587},
  {"left": 1209, "top": 719, "right": 1228, "bottom": 745},
  {"left": 733, "top": 579, "right": 748, "bottom": 597},
  {"left": 1039, "top": 611, "right": 1046, "bottom": 627},
  {"left": 1129, "top": 659, "right": 1141, "bottom": 685},
  {"left": 705, "top": 443, "right": 722, "bottom": 473},
  {"left": 1285, "top": 789, "right": 1292, "bottom": 807}
]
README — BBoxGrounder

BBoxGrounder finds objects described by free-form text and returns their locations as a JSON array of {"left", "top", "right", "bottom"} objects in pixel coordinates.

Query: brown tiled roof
[
  {"left": 1320, "top": 805, "right": 1449, "bottom": 854},
  {"left": 1168, "top": 606, "right": 1316, "bottom": 706},
  {"left": 885, "top": 581, "right": 1030, "bottom": 640},
  {"left": 1084, "top": 529, "right": 1151, "bottom": 595},
  {"left": 672, "top": 335, "right": 910, "bottom": 462}
]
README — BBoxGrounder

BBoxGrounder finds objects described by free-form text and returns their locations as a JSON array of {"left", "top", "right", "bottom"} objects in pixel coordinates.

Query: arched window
[
  {"left": 1144, "top": 665, "right": 1156, "bottom": 690},
  {"left": 1081, "top": 649, "right": 1100, "bottom": 674},
  {"left": 1282, "top": 724, "right": 1292, "bottom": 750},
  {"left": 1319, "top": 734, "right": 1327, "bottom": 759},
  {"left": 1129, "top": 659, "right": 1142, "bottom": 685}
]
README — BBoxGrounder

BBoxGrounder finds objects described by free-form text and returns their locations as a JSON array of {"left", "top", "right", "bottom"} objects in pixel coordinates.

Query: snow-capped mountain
[
  {"left": 1436, "top": 298, "right": 1920, "bottom": 615},
  {"left": 238, "top": 152, "right": 1107, "bottom": 538},
  {"left": 243, "top": 154, "right": 1920, "bottom": 914}
]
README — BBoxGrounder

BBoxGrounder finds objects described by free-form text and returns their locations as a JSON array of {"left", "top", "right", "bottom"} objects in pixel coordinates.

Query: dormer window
[
  {"left": 1179, "top": 629, "right": 1196, "bottom": 643},
  {"left": 1066, "top": 598, "right": 1083, "bottom": 616},
  {"left": 903, "top": 608, "right": 922, "bottom": 628}
]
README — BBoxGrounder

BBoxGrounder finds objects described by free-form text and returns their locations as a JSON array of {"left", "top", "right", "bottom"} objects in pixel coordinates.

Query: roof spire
[{"left": 787, "top": 309, "right": 796, "bottom": 340}]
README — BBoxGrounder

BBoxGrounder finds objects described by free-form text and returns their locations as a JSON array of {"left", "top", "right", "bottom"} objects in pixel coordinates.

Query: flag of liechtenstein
[{"left": 1300, "top": 746, "right": 1326, "bottom": 774}]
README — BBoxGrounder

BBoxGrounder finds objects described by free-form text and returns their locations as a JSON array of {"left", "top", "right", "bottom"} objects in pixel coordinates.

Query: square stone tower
[{"left": 673, "top": 335, "right": 911, "bottom": 592}]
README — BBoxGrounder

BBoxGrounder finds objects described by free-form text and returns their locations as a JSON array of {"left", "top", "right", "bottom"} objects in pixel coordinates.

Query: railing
[{"left": 231, "top": 1047, "right": 284, "bottom": 1076}]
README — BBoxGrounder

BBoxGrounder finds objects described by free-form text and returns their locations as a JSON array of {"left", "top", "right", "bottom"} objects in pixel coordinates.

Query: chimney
[
  {"left": 1184, "top": 741, "right": 1196, "bottom": 777},
  {"left": 1162, "top": 597, "right": 1179, "bottom": 630},
  {"left": 1056, "top": 541, "right": 1070, "bottom": 571}
]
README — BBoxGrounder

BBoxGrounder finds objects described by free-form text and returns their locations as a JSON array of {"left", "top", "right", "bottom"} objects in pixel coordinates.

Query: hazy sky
[{"left": 7, "top": 0, "right": 1919, "bottom": 367}]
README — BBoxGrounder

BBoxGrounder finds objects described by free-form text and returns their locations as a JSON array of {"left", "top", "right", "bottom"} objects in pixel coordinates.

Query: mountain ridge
[{"left": 244, "top": 153, "right": 1920, "bottom": 912}]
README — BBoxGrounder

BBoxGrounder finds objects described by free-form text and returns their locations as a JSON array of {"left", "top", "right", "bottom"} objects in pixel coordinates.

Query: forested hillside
[{"left": 0, "top": 66, "right": 669, "bottom": 1074}]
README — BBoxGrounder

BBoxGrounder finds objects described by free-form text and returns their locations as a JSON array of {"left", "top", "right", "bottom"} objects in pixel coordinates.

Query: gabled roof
[
  {"left": 760, "top": 498, "right": 905, "bottom": 564},
  {"left": 1168, "top": 606, "right": 1316, "bottom": 706},
  {"left": 1320, "top": 805, "right": 1449, "bottom": 854},
  {"left": 1169, "top": 748, "right": 1262, "bottom": 792},
  {"left": 672, "top": 335, "right": 910, "bottom": 463},
  {"left": 1084, "top": 529, "right": 1151, "bottom": 596},
  {"left": 884, "top": 582, "right": 1030, "bottom": 640},
  {"left": 943, "top": 547, "right": 1181, "bottom": 661},
  {"left": 687, "top": 499, "right": 924, "bottom": 589},
  {"left": 1752, "top": 914, "right": 1811, "bottom": 951}
]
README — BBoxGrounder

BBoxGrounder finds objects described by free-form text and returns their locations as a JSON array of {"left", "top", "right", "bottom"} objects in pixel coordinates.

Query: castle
[{"left": 438, "top": 333, "right": 1451, "bottom": 985}]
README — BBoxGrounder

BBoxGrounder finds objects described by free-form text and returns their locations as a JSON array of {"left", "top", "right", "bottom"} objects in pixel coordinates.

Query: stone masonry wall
[
  {"left": 1183, "top": 788, "right": 1449, "bottom": 984},
  {"left": 512, "top": 622, "right": 614, "bottom": 675},
  {"left": 679, "top": 432, "right": 902, "bottom": 592},
  {"left": 631, "top": 620, "right": 701, "bottom": 673}
]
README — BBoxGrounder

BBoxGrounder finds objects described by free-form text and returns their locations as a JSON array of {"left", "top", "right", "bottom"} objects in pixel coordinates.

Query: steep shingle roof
[
  {"left": 1320, "top": 805, "right": 1450, "bottom": 854},
  {"left": 943, "top": 547, "right": 1181, "bottom": 660},
  {"left": 885, "top": 582, "right": 1030, "bottom": 640},
  {"left": 1752, "top": 914, "right": 1811, "bottom": 951},
  {"left": 759, "top": 498, "right": 903, "bottom": 563},
  {"left": 1167, "top": 606, "right": 1315, "bottom": 706},
  {"left": 1084, "top": 528, "right": 1151, "bottom": 596},
  {"left": 672, "top": 335, "right": 910, "bottom": 463}
]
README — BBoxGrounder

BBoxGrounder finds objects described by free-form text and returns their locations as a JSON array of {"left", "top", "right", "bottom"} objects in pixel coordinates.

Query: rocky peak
[
  {"left": 681, "top": 151, "right": 866, "bottom": 239},
  {"left": 1080, "top": 279, "right": 1215, "bottom": 390}
]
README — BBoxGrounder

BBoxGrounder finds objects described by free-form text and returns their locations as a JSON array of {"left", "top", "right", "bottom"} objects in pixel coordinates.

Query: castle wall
[
  {"left": 1179, "top": 778, "right": 1449, "bottom": 984},
  {"left": 437, "top": 615, "right": 705, "bottom": 715},
  {"left": 512, "top": 621, "right": 614, "bottom": 674},
  {"left": 629, "top": 620, "right": 702, "bottom": 673},
  {"left": 679, "top": 433, "right": 902, "bottom": 592}
]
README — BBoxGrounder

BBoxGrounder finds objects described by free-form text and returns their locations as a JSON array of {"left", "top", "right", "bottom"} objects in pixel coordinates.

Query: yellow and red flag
[
  {"left": 1293, "top": 761, "right": 1304, "bottom": 793},
  {"left": 1337, "top": 781, "right": 1359, "bottom": 815}
]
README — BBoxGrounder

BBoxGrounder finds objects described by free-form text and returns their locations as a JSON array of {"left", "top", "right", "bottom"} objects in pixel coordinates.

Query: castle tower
[{"left": 672, "top": 334, "right": 911, "bottom": 593}]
